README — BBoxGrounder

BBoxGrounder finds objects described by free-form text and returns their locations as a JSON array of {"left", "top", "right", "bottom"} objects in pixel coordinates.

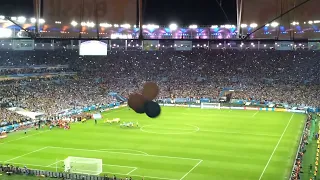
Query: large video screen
[{"left": 79, "top": 40, "right": 108, "bottom": 56}]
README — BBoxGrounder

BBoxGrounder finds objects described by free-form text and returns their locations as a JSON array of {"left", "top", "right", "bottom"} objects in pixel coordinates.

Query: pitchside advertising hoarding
[
  {"left": 275, "top": 41, "right": 293, "bottom": 50},
  {"left": 43, "top": 0, "right": 137, "bottom": 25},
  {"left": 143, "top": 40, "right": 159, "bottom": 51},
  {"left": 174, "top": 41, "right": 192, "bottom": 51},
  {"left": 12, "top": 40, "right": 35, "bottom": 51},
  {"left": 308, "top": 41, "right": 320, "bottom": 50}
]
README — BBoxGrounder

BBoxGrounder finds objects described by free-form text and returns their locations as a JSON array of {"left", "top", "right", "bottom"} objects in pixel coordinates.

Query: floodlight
[
  {"left": 121, "top": 24, "right": 131, "bottom": 28},
  {"left": 39, "top": 19, "right": 45, "bottom": 24},
  {"left": 169, "top": 23, "right": 178, "bottom": 31},
  {"left": 87, "top": 22, "right": 95, "bottom": 27},
  {"left": 270, "top": 22, "right": 279, "bottom": 27},
  {"left": 30, "top": 18, "right": 36, "bottom": 23},
  {"left": 308, "top": 20, "right": 313, "bottom": 24},
  {"left": 249, "top": 23, "right": 258, "bottom": 28},
  {"left": 11, "top": 17, "right": 17, "bottom": 21},
  {"left": 71, "top": 21, "right": 78, "bottom": 27},
  {"left": 211, "top": 25, "right": 218, "bottom": 28},
  {"left": 240, "top": 24, "right": 248, "bottom": 28},
  {"left": 100, "top": 23, "right": 112, "bottom": 28},
  {"left": 189, "top": 25, "right": 198, "bottom": 29},
  {"left": 0, "top": 16, "right": 4, "bottom": 20},
  {"left": 17, "top": 16, "right": 26, "bottom": 23}
]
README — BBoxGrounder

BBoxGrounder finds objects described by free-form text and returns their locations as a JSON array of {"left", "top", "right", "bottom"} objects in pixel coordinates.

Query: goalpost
[
  {"left": 64, "top": 156, "right": 102, "bottom": 175},
  {"left": 200, "top": 102, "right": 221, "bottom": 109}
]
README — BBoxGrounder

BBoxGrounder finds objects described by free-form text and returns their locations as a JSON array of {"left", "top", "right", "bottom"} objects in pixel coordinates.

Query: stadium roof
[{"left": 1, "top": 16, "right": 320, "bottom": 39}]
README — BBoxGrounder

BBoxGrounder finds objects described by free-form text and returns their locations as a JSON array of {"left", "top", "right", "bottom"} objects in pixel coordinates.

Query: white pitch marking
[
  {"left": 180, "top": 160, "right": 203, "bottom": 180},
  {"left": 199, "top": 129, "right": 280, "bottom": 137},
  {"left": 46, "top": 146, "right": 202, "bottom": 161},
  {"left": 258, "top": 113, "right": 294, "bottom": 180},
  {"left": 99, "top": 149, "right": 149, "bottom": 155},
  {"left": 126, "top": 167, "right": 138, "bottom": 175},
  {"left": 252, "top": 111, "right": 260, "bottom": 117},
  {"left": 0, "top": 130, "right": 50, "bottom": 145},
  {"left": 46, "top": 160, "right": 137, "bottom": 169},
  {"left": 5, "top": 146, "right": 48, "bottom": 163}
]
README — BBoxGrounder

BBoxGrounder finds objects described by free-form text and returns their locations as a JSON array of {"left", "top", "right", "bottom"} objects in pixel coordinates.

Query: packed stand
[{"left": 0, "top": 49, "right": 319, "bottom": 117}]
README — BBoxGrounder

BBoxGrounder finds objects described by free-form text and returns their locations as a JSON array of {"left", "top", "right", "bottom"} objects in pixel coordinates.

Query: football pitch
[{"left": 0, "top": 107, "right": 305, "bottom": 180}]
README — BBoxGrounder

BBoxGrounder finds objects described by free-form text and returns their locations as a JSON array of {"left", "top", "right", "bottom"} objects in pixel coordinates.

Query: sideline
[{"left": 258, "top": 113, "right": 295, "bottom": 180}]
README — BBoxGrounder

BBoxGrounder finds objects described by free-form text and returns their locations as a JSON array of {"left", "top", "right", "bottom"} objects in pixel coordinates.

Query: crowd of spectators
[
  {"left": 291, "top": 113, "right": 313, "bottom": 180},
  {"left": 0, "top": 49, "right": 319, "bottom": 123}
]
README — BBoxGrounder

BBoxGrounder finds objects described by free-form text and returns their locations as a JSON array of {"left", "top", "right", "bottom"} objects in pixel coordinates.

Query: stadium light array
[
  {"left": 114, "top": 24, "right": 119, "bottom": 27},
  {"left": 17, "top": 16, "right": 26, "bottom": 23},
  {"left": 87, "top": 22, "right": 95, "bottom": 27},
  {"left": 0, "top": 16, "right": 4, "bottom": 20},
  {"left": 221, "top": 24, "right": 235, "bottom": 29},
  {"left": 270, "top": 22, "right": 279, "bottom": 27},
  {"left": 71, "top": 21, "right": 78, "bottom": 27},
  {"left": 39, "top": 19, "right": 45, "bottom": 24},
  {"left": 189, "top": 25, "right": 198, "bottom": 29},
  {"left": 121, "top": 24, "right": 131, "bottom": 28},
  {"left": 211, "top": 25, "right": 218, "bottom": 28},
  {"left": 81, "top": 22, "right": 86, "bottom": 26},
  {"left": 249, "top": 23, "right": 258, "bottom": 28},
  {"left": 142, "top": 24, "right": 159, "bottom": 29},
  {"left": 169, "top": 23, "right": 178, "bottom": 31},
  {"left": 308, "top": 20, "right": 313, "bottom": 24},
  {"left": 100, "top": 23, "right": 112, "bottom": 28},
  {"left": 30, "top": 18, "right": 36, "bottom": 23},
  {"left": 11, "top": 17, "right": 17, "bottom": 21},
  {"left": 291, "top": 21, "right": 299, "bottom": 25},
  {"left": 240, "top": 24, "right": 248, "bottom": 28}
]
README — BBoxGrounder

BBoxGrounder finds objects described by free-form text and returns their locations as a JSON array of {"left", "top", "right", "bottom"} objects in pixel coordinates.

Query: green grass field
[{"left": 0, "top": 107, "right": 306, "bottom": 180}]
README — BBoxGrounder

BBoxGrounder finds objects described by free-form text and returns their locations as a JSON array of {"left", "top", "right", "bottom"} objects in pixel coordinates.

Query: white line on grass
[
  {"left": 180, "top": 159, "right": 203, "bottom": 180},
  {"left": 99, "top": 149, "right": 149, "bottom": 155},
  {"left": 252, "top": 111, "right": 260, "bottom": 117},
  {"left": 5, "top": 146, "right": 48, "bottom": 163},
  {"left": 258, "top": 113, "right": 294, "bottom": 180},
  {"left": 46, "top": 146, "right": 202, "bottom": 161},
  {"left": 126, "top": 167, "right": 137, "bottom": 175},
  {"left": 46, "top": 160, "right": 137, "bottom": 169},
  {"left": 0, "top": 130, "right": 50, "bottom": 145},
  {"left": 199, "top": 129, "right": 280, "bottom": 137}
]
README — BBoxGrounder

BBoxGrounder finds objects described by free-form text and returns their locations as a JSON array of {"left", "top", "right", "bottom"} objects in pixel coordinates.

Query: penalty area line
[
  {"left": 0, "top": 130, "right": 50, "bottom": 145},
  {"left": 126, "top": 167, "right": 137, "bottom": 175},
  {"left": 180, "top": 159, "right": 203, "bottom": 180},
  {"left": 258, "top": 113, "right": 294, "bottom": 180},
  {"left": 252, "top": 111, "right": 260, "bottom": 117}
]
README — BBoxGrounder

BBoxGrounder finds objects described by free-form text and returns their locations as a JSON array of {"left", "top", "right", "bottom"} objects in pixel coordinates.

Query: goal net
[
  {"left": 64, "top": 156, "right": 102, "bottom": 175},
  {"left": 201, "top": 103, "right": 221, "bottom": 109}
]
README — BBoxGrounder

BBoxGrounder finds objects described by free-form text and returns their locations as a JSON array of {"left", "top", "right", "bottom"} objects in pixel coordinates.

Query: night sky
[{"left": 0, "top": 0, "right": 237, "bottom": 25}]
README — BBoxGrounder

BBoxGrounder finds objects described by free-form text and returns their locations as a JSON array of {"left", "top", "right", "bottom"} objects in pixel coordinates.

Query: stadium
[{"left": 0, "top": 0, "right": 320, "bottom": 180}]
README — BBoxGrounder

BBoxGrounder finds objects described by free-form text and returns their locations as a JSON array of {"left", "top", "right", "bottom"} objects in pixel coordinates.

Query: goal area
[
  {"left": 64, "top": 156, "right": 102, "bottom": 175},
  {"left": 200, "top": 103, "right": 221, "bottom": 109}
]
